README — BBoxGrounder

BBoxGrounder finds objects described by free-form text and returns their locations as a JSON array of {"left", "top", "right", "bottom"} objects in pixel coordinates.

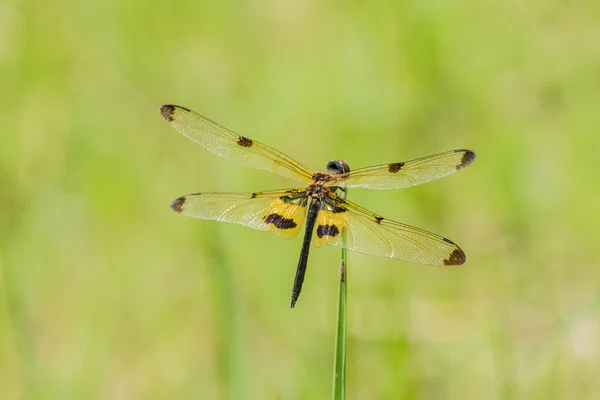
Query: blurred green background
[{"left": 1, "top": 0, "right": 599, "bottom": 398}]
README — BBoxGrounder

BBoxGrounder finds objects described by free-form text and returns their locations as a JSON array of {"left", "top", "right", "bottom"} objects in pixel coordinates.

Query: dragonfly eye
[{"left": 326, "top": 159, "right": 351, "bottom": 175}]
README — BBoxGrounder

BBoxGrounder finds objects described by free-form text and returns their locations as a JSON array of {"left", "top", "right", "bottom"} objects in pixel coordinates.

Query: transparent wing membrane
[
  {"left": 160, "top": 105, "right": 314, "bottom": 183},
  {"left": 328, "top": 149, "right": 476, "bottom": 190}
]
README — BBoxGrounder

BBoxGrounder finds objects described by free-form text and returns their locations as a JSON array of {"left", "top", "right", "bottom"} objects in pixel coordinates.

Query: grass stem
[{"left": 332, "top": 187, "right": 348, "bottom": 399}]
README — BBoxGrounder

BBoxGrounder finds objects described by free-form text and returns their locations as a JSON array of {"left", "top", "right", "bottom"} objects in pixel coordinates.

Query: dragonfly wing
[
  {"left": 160, "top": 105, "right": 314, "bottom": 183},
  {"left": 328, "top": 149, "right": 475, "bottom": 190},
  {"left": 171, "top": 189, "right": 309, "bottom": 239},
  {"left": 314, "top": 194, "right": 466, "bottom": 265}
]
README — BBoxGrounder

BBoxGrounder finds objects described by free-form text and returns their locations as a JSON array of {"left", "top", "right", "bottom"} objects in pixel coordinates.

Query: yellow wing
[
  {"left": 160, "top": 105, "right": 314, "bottom": 183},
  {"left": 314, "top": 193, "right": 466, "bottom": 265},
  {"left": 326, "top": 149, "right": 476, "bottom": 190},
  {"left": 171, "top": 189, "right": 308, "bottom": 238}
]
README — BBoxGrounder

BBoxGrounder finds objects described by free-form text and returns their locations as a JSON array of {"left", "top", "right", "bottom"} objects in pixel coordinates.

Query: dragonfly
[{"left": 160, "top": 104, "right": 476, "bottom": 308}]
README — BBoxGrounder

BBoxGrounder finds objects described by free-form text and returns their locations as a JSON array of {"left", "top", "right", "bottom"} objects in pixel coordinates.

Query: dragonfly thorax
[{"left": 306, "top": 181, "right": 331, "bottom": 200}]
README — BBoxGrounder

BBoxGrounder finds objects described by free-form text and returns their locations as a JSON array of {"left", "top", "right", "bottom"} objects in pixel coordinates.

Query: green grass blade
[
  {"left": 332, "top": 240, "right": 347, "bottom": 400},
  {"left": 332, "top": 187, "right": 348, "bottom": 400}
]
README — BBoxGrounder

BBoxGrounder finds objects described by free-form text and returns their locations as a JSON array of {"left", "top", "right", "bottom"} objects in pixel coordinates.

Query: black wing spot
[
  {"left": 457, "top": 150, "right": 476, "bottom": 170},
  {"left": 159, "top": 105, "right": 176, "bottom": 121},
  {"left": 443, "top": 248, "right": 466, "bottom": 265},
  {"left": 375, "top": 216, "right": 383, "bottom": 224},
  {"left": 316, "top": 224, "right": 340, "bottom": 238},
  {"left": 264, "top": 213, "right": 297, "bottom": 229},
  {"left": 251, "top": 192, "right": 257, "bottom": 199},
  {"left": 171, "top": 196, "right": 186, "bottom": 213},
  {"left": 388, "top": 162, "right": 405, "bottom": 173},
  {"left": 237, "top": 136, "right": 253, "bottom": 147}
]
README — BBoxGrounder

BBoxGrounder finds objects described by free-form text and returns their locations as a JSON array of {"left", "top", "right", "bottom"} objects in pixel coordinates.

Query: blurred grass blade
[
  {"left": 203, "top": 224, "right": 246, "bottom": 400},
  {"left": 0, "top": 167, "right": 38, "bottom": 396}
]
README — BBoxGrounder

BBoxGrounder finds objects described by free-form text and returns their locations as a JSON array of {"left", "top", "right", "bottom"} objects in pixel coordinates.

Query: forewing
[
  {"left": 315, "top": 194, "right": 466, "bottom": 265},
  {"left": 160, "top": 105, "right": 314, "bottom": 183},
  {"left": 327, "top": 149, "right": 476, "bottom": 190},
  {"left": 171, "top": 189, "right": 308, "bottom": 239}
]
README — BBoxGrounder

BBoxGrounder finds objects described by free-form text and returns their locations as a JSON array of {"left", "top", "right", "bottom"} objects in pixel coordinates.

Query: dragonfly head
[{"left": 326, "top": 159, "right": 350, "bottom": 175}]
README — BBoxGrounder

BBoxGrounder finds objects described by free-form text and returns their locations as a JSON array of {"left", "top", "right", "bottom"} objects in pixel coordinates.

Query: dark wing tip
[
  {"left": 443, "top": 248, "right": 466, "bottom": 266},
  {"left": 159, "top": 104, "right": 176, "bottom": 121},
  {"left": 170, "top": 196, "right": 186, "bottom": 213},
  {"left": 456, "top": 150, "right": 476, "bottom": 171},
  {"left": 159, "top": 104, "right": 192, "bottom": 121}
]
